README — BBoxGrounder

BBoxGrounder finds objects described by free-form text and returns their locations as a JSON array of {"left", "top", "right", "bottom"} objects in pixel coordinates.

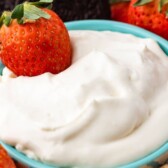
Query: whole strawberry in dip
[{"left": 0, "top": 0, "right": 72, "bottom": 76}]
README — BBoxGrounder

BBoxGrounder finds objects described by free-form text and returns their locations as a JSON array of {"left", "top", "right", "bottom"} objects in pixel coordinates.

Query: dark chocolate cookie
[
  {"left": 0, "top": 0, "right": 110, "bottom": 21},
  {"left": 52, "top": 0, "right": 111, "bottom": 21}
]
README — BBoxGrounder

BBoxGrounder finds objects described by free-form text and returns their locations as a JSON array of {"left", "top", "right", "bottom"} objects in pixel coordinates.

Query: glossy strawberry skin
[
  {"left": 0, "top": 9, "right": 72, "bottom": 76},
  {"left": 128, "top": 0, "right": 168, "bottom": 40},
  {"left": 0, "top": 145, "right": 16, "bottom": 168},
  {"left": 110, "top": 2, "right": 130, "bottom": 23}
]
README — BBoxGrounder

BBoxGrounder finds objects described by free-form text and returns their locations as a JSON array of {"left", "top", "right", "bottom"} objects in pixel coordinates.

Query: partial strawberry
[
  {"left": 128, "top": 0, "right": 168, "bottom": 39},
  {"left": 109, "top": 0, "right": 130, "bottom": 23},
  {"left": 0, "top": 0, "right": 72, "bottom": 76},
  {"left": 0, "top": 145, "right": 16, "bottom": 168}
]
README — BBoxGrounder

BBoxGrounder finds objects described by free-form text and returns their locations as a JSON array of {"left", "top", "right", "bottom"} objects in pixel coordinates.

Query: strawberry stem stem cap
[
  {"left": 133, "top": 0, "right": 152, "bottom": 6},
  {"left": 0, "top": 0, "right": 53, "bottom": 27},
  {"left": 0, "top": 12, "right": 12, "bottom": 27}
]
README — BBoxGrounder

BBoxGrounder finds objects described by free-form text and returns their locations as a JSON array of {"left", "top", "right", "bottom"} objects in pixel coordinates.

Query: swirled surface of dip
[{"left": 0, "top": 31, "right": 168, "bottom": 167}]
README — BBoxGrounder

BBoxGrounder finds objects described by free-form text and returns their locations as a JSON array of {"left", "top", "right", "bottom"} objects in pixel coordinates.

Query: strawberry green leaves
[
  {"left": 24, "top": 3, "right": 51, "bottom": 20},
  {"left": 162, "top": 0, "right": 168, "bottom": 5},
  {"left": 0, "top": 12, "right": 12, "bottom": 27},
  {"left": 11, "top": 4, "right": 24, "bottom": 23},
  {"left": 0, "top": 0, "right": 53, "bottom": 27},
  {"left": 29, "top": 0, "right": 53, "bottom": 8},
  {"left": 3, "top": 14, "right": 11, "bottom": 26},
  {"left": 160, "top": 0, "right": 168, "bottom": 16},
  {"left": 12, "top": 0, "right": 52, "bottom": 22},
  {"left": 133, "top": 0, "right": 152, "bottom": 6}
]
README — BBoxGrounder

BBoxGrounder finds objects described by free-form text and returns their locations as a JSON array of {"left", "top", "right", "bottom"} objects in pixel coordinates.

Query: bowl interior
[{"left": 0, "top": 20, "right": 168, "bottom": 168}]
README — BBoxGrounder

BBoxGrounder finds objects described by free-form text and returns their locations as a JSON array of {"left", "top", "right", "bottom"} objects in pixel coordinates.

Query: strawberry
[
  {"left": 0, "top": 0, "right": 72, "bottom": 76},
  {"left": 128, "top": 0, "right": 168, "bottom": 39},
  {"left": 0, "top": 145, "right": 16, "bottom": 168},
  {"left": 109, "top": 0, "right": 130, "bottom": 23}
]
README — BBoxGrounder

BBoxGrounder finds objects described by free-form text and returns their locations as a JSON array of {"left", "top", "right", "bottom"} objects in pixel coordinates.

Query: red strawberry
[
  {"left": 128, "top": 0, "right": 168, "bottom": 39},
  {"left": 0, "top": 145, "right": 16, "bottom": 168},
  {"left": 110, "top": 0, "right": 130, "bottom": 23},
  {"left": 0, "top": 0, "right": 72, "bottom": 76}
]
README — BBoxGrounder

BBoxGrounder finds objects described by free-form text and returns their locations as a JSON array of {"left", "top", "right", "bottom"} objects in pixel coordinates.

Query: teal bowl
[{"left": 0, "top": 20, "right": 168, "bottom": 168}]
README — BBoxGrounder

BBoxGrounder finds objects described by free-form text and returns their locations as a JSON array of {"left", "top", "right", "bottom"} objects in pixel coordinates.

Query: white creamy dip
[{"left": 0, "top": 31, "right": 168, "bottom": 167}]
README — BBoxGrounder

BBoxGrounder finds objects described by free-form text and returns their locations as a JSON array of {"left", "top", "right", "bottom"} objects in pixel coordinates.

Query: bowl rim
[
  {"left": 65, "top": 20, "right": 168, "bottom": 55},
  {"left": 0, "top": 20, "right": 168, "bottom": 168},
  {"left": 1, "top": 141, "right": 168, "bottom": 168}
]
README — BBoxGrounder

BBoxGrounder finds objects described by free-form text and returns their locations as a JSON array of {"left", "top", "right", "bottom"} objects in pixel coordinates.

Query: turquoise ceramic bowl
[{"left": 0, "top": 20, "right": 168, "bottom": 168}]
